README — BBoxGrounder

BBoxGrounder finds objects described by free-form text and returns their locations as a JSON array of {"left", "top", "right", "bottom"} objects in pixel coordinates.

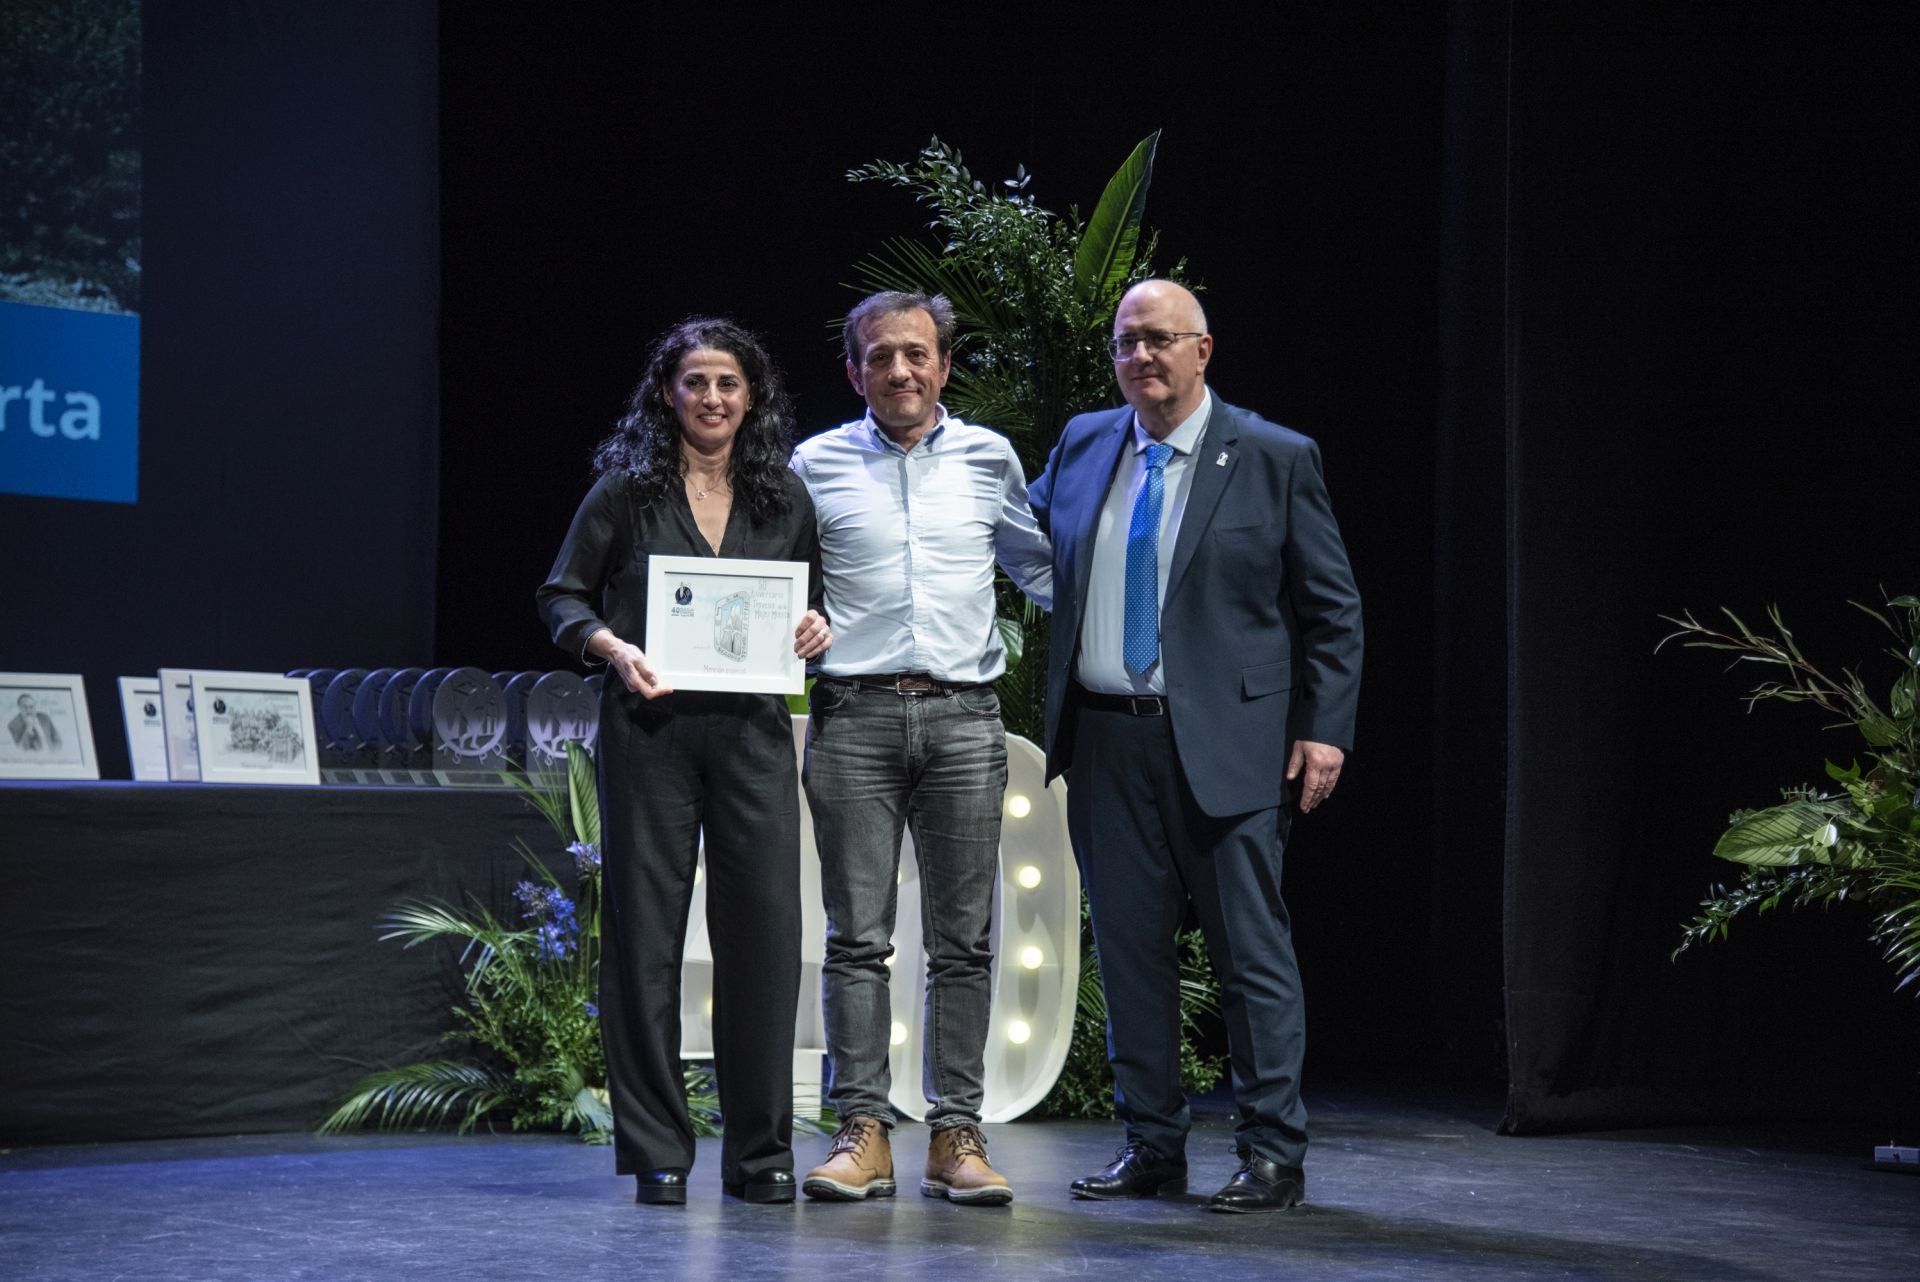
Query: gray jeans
[{"left": 803, "top": 678, "right": 1007, "bottom": 1129}]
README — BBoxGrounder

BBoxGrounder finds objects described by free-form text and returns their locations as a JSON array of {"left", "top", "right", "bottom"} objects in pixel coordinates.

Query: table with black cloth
[{"left": 1, "top": 782, "right": 560, "bottom": 1146}]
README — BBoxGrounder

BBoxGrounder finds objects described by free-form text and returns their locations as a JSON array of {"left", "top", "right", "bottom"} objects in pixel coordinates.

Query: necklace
[{"left": 688, "top": 475, "right": 727, "bottom": 501}]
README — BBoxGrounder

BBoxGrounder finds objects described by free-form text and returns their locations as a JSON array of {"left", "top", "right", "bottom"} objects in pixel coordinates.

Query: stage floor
[{"left": 2, "top": 1089, "right": 1912, "bottom": 1281}]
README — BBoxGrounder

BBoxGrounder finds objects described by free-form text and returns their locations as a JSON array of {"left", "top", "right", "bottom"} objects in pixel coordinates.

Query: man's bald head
[
  {"left": 1111, "top": 279, "right": 1213, "bottom": 437},
  {"left": 1120, "top": 279, "right": 1208, "bottom": 333}
]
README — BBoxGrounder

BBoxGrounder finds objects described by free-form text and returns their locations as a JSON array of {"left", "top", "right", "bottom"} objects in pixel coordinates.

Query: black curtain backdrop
[
  {"left": 435, "top": 5, "right": 1447, "bottom": 1077},
  {"left": 6, "top": 1, "right": 1916, "bottom": 1143},
  {"left": 1435, "top": 2, "right": 1920, "bottom": 1131},
  {"left": 0, "top": 3, "right": 440, "bottom": 779}
]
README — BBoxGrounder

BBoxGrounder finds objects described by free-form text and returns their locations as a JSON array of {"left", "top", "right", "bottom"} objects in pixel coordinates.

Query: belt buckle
[
  {"left": 894, "top": 675, "right": 936, "bottom": 695},
  {"left": 1128, "top": 695, "right": 1165, "bottom": 717}
]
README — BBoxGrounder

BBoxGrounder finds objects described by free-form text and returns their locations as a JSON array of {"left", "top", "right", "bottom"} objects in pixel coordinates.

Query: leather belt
[
  {"left": 822, "top": 673, "right": 988, "bottom": 697},
  {"left": 1073, "top": 683, "right": 1169, "bottom": 717}
]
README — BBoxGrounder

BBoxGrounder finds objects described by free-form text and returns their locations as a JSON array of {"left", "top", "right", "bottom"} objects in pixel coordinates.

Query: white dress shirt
[
  {"left": 1074, "top": 391, "right": 1213, "bottom": 695},
  {"left": 791, "top": 408, "right": 1053, "bottom": 684}
]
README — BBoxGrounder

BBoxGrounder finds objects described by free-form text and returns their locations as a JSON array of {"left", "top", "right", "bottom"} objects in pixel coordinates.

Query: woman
[{"left": 537, "top": 318, "right": 830, "bottom": 1205}]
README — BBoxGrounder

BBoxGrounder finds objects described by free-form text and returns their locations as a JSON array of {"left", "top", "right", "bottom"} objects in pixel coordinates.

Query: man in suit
[
  {"left": 1027, "top": 279, "right": 1362, "bottom": 1213},
  {"left": 8, "top": 693, "right": 61, "bottom": 753}
]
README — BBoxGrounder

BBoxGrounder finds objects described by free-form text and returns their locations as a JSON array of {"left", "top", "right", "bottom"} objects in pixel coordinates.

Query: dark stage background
[
  {"left": 0, "top": 3, "right": 441, "bottom": 777},
  {"left": 5, "top": 1, "right": 1917, "bottom": 1139}
]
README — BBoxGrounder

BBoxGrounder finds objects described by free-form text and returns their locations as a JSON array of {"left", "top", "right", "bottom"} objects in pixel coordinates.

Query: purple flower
[
  {"left": 516, "top": 880, "right": 581, "bottom": 959},
  {"left": 535, "top": 921, "right": 575, "bottom": 961},
  {"left": 584, "top": 1000, "right": 600, "bottom": 1019},
  {"left": 568, "top": 841, "right": 602, "bottom": 875}
]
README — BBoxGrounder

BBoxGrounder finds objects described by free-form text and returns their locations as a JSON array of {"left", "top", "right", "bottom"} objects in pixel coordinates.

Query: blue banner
[{"left": 0, "top": 301, "right": 141, "bottom": 505}]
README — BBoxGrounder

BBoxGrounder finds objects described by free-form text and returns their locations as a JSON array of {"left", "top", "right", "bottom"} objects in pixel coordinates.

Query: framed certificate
[
  {"left": 644, "top": 555, "right": 807, "bottom": 694},
  {"left": 157, "top": 667, "right": 202, "bottom": 781},
  {"left": 117, "top": 677, "right": 171, "bottom": 781},
  {"left": 0, "top": 672, "right": 99, "bottom": 780},
  {"left": 187, "top": 670, "right": 322, "bottom": 786}
]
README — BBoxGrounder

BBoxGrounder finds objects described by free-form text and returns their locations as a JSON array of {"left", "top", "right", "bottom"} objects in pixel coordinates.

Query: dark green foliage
[
  {"left": 1668, "top": 596, "right": 1920, "bottom": 993},
  {"left": 845, "top": 133, "right": 1184, "bottom": 481},
  {"left": 322, "top": 742, "right": 827, "bottom": 1142},
  {"left": 0, "top": 0, "right": 142, "bottom": 312}
]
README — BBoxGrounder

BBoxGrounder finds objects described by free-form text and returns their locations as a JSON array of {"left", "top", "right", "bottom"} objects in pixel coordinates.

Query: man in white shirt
[{"left": 790, "top": 290, "right": 1051, "bottom": 1206}]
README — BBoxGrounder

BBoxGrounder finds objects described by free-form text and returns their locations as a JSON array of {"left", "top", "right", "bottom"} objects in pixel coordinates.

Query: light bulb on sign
[
  {"left": 1006, "top": 794, "right": 1032, "bottom": 818},
  {"left": 890, "top": 1021, "right": 908, "bottom": 1047},
  {"left": 1016, "top": 865, "right": 1042, "bottom": 890},
  {"left": 1006, "top": 1020, "right": 1031, "bottom": 1045},
  {"left": 1019, "top": 945, "right": 1044, "bottom": 970}
]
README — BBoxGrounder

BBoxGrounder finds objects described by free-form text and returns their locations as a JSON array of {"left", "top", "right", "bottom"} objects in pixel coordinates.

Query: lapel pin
[{"left": 1215, "top": 451, "right": 1229, "bottom": 466}]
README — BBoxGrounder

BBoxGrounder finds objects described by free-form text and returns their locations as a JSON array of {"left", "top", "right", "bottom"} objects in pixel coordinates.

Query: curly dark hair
[{"left": 593, "top": 316, "right": 796, "bottom": 526}]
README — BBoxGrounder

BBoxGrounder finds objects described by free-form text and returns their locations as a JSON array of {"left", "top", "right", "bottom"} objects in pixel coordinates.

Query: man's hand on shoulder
[{"left": 1286, "top": 740, "right": 1345, "bottom": 813}]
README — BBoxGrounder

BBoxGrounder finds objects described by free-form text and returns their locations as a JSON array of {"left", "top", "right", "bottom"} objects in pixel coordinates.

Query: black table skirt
[{"left": 2, "top": 782, "right": 562, "bottom": 1145}]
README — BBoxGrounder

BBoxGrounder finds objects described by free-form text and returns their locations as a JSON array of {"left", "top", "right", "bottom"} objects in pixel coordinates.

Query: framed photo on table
[
  {"left": 0, "top": 672, "right": 99, "bottom": 780},
  {"left": 117, "top": 676, "right": 171, "bottom": 781},
  {"left": 157, "top": 667, "right": 202, "bottom": 781},
  {"left": 644, "top": 555, "right": 807, "bottom": 695},
  {"left": 187, "top": 671, "right": 321, "bottom": 786}
]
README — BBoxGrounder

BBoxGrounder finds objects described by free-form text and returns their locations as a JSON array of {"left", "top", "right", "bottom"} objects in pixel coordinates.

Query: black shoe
[
  {"left": 1069, "top": 1142, "right": 1188, "bottom": 1200},
  {"left": 723, "top": 1170, "right": 797, "bottom": 1204},
  {"left": 1206, "top": 1154, "right": 1305, "bottom": 1213},
  {"left": 635, "top": 1168, "right": 689, "bottom": 1205}
]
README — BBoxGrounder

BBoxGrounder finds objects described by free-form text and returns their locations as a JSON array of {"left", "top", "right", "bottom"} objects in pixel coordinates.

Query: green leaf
[
  {"left": 1712, "top": 800, "right": 1841, "bottom": 866},
  {"left": 1072, "top": 130, "right": 1160, "bottom": 309},
  {"left": 847, "top": 237, "right": 1018, "bottom": 335},
  {"left": 786, "top": 677, "right": 813, "bottom": 717},
  {"left": 566, "top": 740, "right": 600, "bottom": 848},
  {"left": 1890, "top": 672, "right": 1916, "bottom": 720},
  {"left": 503, "top": 766, "right": 571, "bottom": 843},
  {"left": 998, "top": 612, "right": 1026, "bottom": 676},
  {"left": 1824, "top": 759, "right": 1861, "bottom": 784},
  {"left": 1860, "top": 714, "right": 1902, "bottom": 747},
  {"left": 318, "top": 1060, "right": 514, "bottom": 1135}
]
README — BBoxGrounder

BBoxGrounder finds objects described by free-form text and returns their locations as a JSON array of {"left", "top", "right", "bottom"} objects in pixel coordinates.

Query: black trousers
[
  {"left": 598, "top": 689, "right": 801, "bottom": 1182},
  {"left": 1066, "top": 702, "right": 1309, "bottom": 1168}
]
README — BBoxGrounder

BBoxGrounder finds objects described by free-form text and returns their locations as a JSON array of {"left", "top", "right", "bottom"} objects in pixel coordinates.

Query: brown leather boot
[
  {"left": 922, "top": 1123, "right": 1012, "bottom": 1205},
  {"left": 802, "top": 1114, "right": 896, "bottom": 1201}
]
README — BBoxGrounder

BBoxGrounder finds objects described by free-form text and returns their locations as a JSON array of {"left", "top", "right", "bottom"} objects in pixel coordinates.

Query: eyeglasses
[{"left": 1107, "top": 330, "right": 1204, "bottom": 360}]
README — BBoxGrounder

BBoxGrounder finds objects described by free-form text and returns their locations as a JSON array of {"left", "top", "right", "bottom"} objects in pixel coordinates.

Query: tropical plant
[
  {"left": 846, "top": 132, "right": 1178, "bottom": 479},
  {"left": 845, "top": 133, "right": 1226, "bottom": 1116},
  {"left": 322, "top": 741, "right": 812, "bottom": 1142},
  {"left": 1666, "top": 596, "right": 1920, "bottom": 992}
]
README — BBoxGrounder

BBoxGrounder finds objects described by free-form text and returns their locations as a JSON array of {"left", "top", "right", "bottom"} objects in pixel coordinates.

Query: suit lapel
[
  {"left": 1070, "top": 409, "right": 1135, "bottom": 612},
  {"left": 1166, "top": 397, "right": 1238, "bottom": 601}
]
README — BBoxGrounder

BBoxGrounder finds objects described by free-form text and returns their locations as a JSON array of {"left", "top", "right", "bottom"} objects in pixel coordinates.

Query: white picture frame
[
  {"left": 187, "top": 670, "right": 321, "bottom": 786},
  {"left": 117, "top": 676, "right": 170, "bottom": 782},
  {"left": 644, "top": 555, "right": 807, "bottom": 694},
  {"left": 157, "top": 667, "right": 202, "bottom": 781},
  {"left": 0, "top": 672, "right": 99, "bottom": 780}
]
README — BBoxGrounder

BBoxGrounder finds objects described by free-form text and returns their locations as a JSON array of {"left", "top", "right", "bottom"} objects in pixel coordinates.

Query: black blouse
[{"left": 537, "top": 469, "right": 824, "bottom": 664}]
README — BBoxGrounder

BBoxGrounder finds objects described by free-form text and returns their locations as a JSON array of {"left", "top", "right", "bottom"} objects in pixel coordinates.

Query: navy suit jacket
[{"left": 1027, "top": 396, "right": 1363, "bottom": 817}]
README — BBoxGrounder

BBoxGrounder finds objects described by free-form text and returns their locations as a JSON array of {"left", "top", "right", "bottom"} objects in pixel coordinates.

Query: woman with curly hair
[{"left": 538, "top": 317, "right": 831, "bottom": 1206}]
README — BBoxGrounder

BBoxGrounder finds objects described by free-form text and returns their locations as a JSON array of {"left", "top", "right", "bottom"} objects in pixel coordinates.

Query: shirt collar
[
  {"left": 863, "top": 404, "right": 953, "bottom": 454},
  {"left": 1131, "top": 389, "right": 1211, "bottom": 457}
]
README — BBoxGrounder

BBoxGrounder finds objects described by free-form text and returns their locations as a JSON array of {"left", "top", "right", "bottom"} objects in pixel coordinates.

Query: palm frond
[
  {"left": 565, "top": 740, "right": 601, "bottom": 848},
  {"left": 318, "top": 1060, "right": 514, "bottom": 1135},
  {"left": 503, "top": 766, "right": 571, "bottom": 843}
]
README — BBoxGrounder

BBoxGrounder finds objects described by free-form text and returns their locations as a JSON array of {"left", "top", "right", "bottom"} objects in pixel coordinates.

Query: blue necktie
[{"left": 1123, "top": 442, "right": 1174, "bottom": 675}]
